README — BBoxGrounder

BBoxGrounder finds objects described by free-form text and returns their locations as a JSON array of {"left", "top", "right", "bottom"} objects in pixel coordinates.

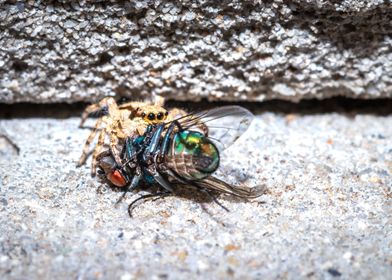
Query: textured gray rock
[
  {"left": 0, "top": 104, "right": 391, "bottom": 278},
  {"left": 1, "top": 0, "right": 392, "bottom": 103}
]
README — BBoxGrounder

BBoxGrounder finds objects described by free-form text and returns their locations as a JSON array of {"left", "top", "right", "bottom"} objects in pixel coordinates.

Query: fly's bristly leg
[
  {"left": 159, "top": 120, "right": 184, "bottom": 157},
  {"left": 167, "top": 170, "right": 230, "bottom": 212},
  {"left": 197, "top": 188, "right": 229, "bottom": 212},
  {"left": 115, "top": 173, "right": 142, "bottom": 206},
  {"left": 153, "top": 172, "right": 175, "bottom": 193},
  {"left": 146, "top": 124, "right": 165, "bottom": 155},
  {"left": 128, "top": 191, "right": 172, "bottom": 218}
]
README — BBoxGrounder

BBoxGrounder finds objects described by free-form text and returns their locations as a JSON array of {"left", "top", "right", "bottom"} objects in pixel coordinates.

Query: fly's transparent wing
[
  {"left": 195, "top": 176, "right": 265, "bottom": 198},
  {"left": 174, "top": 106, "right": 254, "bottom": 150}
]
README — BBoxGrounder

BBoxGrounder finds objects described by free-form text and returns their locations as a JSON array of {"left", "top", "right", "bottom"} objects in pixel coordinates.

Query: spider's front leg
[
  {"left": 91, "top": 129, "right": 106, "bottom": 176},
  {"left": 78, "top": 118, "right": 102, "bottom": 167},
  {"left": 108, "top": 133, "right": 123, "bottom": 167},
  {"left": 165, "top": 108, "right": 187, "bottom": 122},
  {"left": 118, "top": 101, "right": 151, "bottom": 119},
  {"left": 79, "top": 97, "right": 115, "bottom": 128}
]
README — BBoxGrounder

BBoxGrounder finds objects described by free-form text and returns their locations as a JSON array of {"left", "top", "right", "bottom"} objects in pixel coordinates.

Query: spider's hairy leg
[
  {"left": 131, "top": 117, "right": 148, "bottom": 136},
  {"left": 109, "top": 133, "right": 122, "bottom": 166},
  {"left": 118, "top": 95, "right": 166, "bottom": 112},
  {"left": 79, "top": 103, "right": 101, "bottom": 128},
  {"left": 78, "top": 118, "right": 102, "bottom": 167},
  {"left": 118, "top": 101, "right": 151, "bottom": 113},
  {"left": 79, "top": 97, "right": 118, "bottom": 128},
  {"left": 153, "top": 95, "right": 165, "bottom": 107},
  {"left": 166, "top": 108, "right": 187, "bottom": 122},
  {"left": 91, "top": 129, "right": 106, "bottom": 176}
]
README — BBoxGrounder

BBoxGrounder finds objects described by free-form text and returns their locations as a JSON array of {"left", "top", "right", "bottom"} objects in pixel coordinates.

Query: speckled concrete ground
[{"left": 0, "top": 103, "right": 391, "bottom": 279}]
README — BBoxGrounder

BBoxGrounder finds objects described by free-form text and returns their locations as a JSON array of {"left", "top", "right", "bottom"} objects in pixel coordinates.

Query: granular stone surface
[
  {"left": 0, "top": 102, "right": 390, "bottom": 279},
  {"left": 1, "top": 1, "right": 392, "bottom": 103}
]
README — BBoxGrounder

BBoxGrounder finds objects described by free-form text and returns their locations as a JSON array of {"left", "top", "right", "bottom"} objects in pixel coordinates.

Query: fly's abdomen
[{"left": 166, "top": 131, "right": 219, "bottom": 180}]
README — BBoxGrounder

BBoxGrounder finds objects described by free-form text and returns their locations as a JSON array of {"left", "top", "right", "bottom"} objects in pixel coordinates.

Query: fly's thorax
[{"left": 166, "top": 130, "right": 219, "bottom": 180}]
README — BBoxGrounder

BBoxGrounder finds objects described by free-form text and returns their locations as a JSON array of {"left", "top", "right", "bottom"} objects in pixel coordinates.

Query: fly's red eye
[{"left": 108, "top": 170, "right": 127, "bottom": 187}]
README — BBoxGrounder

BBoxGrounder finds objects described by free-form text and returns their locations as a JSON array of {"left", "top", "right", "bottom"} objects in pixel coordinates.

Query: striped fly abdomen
[{"left": 166, "top": 131, "right": 219, "bottom": 180}]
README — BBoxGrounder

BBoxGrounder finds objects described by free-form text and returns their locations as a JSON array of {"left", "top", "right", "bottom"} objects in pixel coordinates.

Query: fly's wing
[
  {"left": 196, "top": 176, "right": 265, "bottom": 198},
  {"left": 174, "top": 106, "right": 254, "bottom": 151}
]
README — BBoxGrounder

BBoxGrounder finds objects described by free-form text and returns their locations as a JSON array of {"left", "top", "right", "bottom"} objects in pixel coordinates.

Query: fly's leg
[
  {"left": 159, "top": 120, "right": 184, "bottom": 157},
  {"left": 128, "top": 191, "right": 171, "bottom": 218},
  {"left": 91, "top": 129, "right": 106, "bottom": 176},
  {"left": 141, "top": 123, "right": 176, "bottom": 193},
  {"left": 197, "top": 188, "right": 229, "bottom": 212},
  {"left": 145, "top": 124, "right": 165, "bottom": 155},
  {"left": 166, "top": 170, "right": 229, "bottom": 212},
  {"left": 78, "top": 118, "right": 102, "bottom": 167},
  {"left": 120, "top": 137, "right": 143, "bottom": 171},
  {"left": 125, "top": 136, "right": 134, "bottom": 159},
  {"left": 115, "top": 172, "right": 142, "bottom": 205},
  {"left": 153, "top": 172, "right": 174, "bottom": 192}
]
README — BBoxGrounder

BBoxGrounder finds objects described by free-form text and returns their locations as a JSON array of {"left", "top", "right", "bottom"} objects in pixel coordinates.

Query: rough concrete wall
[{"left": 0, "top": 0, "right": 391, "bottom": 103}]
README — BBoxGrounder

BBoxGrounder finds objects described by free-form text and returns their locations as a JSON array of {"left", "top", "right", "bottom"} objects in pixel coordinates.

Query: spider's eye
[
  {"left": 157, "top": 112, "right": 164, "bottom": 120},
  {"left": 148, "top": 113, "right": 155, "bottom": 120},
  {"left": 165, "top": 111, "right": 169, "bottom": 116},
  {"left": 141, "top": 112, "right": 146, "bottom": 118}
]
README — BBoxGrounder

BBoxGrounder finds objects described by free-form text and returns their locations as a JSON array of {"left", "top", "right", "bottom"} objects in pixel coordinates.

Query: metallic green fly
[{"left": 98, "top": 106, "right": 264, "bottom": 216}]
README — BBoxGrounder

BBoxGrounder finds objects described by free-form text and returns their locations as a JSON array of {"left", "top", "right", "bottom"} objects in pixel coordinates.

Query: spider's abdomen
[{"left": 166, "top": 131, "right": 219, "bottom": 180}]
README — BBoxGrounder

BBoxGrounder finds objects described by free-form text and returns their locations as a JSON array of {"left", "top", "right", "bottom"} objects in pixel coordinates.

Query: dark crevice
[
  {"left": 0, "top": 97, "right": 391, "bottom": 119},
  {"left": 91, "top": 52, "right": 113, "bottom": 67},
  {"left": 11, "top": 59, "right": 29, "bottom": 72},
  {"left": 98, "top": 52, "right": 113, "bottom": 65}
]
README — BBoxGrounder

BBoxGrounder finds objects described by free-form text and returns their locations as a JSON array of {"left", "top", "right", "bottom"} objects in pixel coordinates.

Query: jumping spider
[{"left": 77, "top": 96, "right": 185, "bottom": 176}]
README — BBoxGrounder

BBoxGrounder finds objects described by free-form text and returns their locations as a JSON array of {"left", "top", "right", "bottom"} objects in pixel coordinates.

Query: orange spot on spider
[{"left": 108, "top": 170, "right": 127, "bottom": 187}]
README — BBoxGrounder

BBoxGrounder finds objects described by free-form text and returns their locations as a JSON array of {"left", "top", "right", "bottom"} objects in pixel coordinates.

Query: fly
[{"left": 98, "top": 105, "right": 264, "bottom": 216}]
